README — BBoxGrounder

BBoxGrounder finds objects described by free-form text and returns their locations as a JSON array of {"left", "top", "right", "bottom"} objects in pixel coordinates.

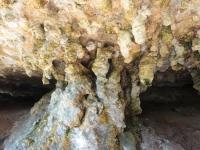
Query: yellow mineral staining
[
  {"left": 161, "top": 26, "right": 173, "bottom": 46},
  {"left": 36, "top": 0, "right": 47, "bottom": 8},
  {"left": 160, "top": 0, "right": 171, "bottom": 8},
  {"left": 26, "top": 0, "right": 47, "bottom": 9},
  {"left": 65, "top": 63, "right": 84, "bottom": 79},
  {"left": 91, "top": 0, "right": 112, "bottom": 12},
  {"left": 102, "top": 0, "right": 112, "bottom": 12},
  {"left": 99, "top": 110, "right": 109, "bottom": 124},
  {"left": 0, "top": 0, "right": 11, "bottom": 8}
]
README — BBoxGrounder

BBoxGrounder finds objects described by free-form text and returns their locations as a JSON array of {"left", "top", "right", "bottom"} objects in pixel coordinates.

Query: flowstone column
[{"left": 4, "top": 48, "right": 132, "bottom": 150}]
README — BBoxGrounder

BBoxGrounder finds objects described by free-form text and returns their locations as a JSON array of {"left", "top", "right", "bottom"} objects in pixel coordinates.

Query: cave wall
[{"left": 1, "top": 0, "right": 200, "bottom": 149}]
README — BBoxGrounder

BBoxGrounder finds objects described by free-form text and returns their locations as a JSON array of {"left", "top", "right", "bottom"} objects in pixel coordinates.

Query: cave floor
[{"left": 140, "top": 102, "right": 200, "bottom": 150}]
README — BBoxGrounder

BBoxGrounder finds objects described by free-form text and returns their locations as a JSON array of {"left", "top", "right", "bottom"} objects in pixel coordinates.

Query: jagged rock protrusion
[{"left": 5, "top": 48, "right": 127, "bottom": 150}]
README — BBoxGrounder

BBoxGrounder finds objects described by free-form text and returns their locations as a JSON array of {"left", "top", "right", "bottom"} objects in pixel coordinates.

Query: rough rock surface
[{"left": 1, "top": 0, "right": 200, "bottom": 149}]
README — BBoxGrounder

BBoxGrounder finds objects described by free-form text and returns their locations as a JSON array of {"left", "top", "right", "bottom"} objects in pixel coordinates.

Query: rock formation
[{"left": 1, "top": 0, "right": 200, "bottom": 149}]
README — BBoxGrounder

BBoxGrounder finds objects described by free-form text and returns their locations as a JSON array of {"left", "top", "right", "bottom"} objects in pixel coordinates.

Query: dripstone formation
[{"left": 1, "top": 0, "right": 200, "bottom": 149}]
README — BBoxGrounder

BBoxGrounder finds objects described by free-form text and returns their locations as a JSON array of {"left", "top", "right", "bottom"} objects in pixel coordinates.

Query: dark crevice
[
  {"left": 140, "top": 68, "right": 198, "bottom": 111},
  {"left": 120, "top": 67, "right": 132, "bottom": 91},
  {"left": 106, "top": 59, "right": 113, "bottom": 79},
  {"left": 52, "top": 59, "right": 66, "bottom": 76},
  {"left": 0, "top": 75, "right": 55, "bottom": 97},
  {"left": 153, "top": 68, "right": 193, "bottom": 87},
  {"left": 139, "top": 69, "right": 200, "bottom": 150},
  {"left": 0, "top": 76, "right": 55, "bottom": 149}
]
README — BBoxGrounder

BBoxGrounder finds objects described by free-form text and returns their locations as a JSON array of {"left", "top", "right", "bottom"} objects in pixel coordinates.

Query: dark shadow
[
  {"left": 139, "top": 69, "right": 200, "bottom": 150},
  {"left": 0, "top": 76, "right": 55, "bottom": 149}
]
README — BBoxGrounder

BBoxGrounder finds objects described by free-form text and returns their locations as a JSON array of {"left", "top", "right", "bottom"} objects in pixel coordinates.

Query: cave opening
[
  {"left": 139, "top": 69, "right": 200, "bottom": 150},
  {"left": 0, "top": 75, "right": 55, "bottom": 149}
]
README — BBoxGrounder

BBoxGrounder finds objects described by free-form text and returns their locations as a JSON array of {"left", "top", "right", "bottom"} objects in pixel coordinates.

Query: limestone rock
[
  {"left": 2, "top": 0, "right": 200, "bottom": 149},
  {"left": 118, "top": 31, "right": 140, "bottom": 63}
]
